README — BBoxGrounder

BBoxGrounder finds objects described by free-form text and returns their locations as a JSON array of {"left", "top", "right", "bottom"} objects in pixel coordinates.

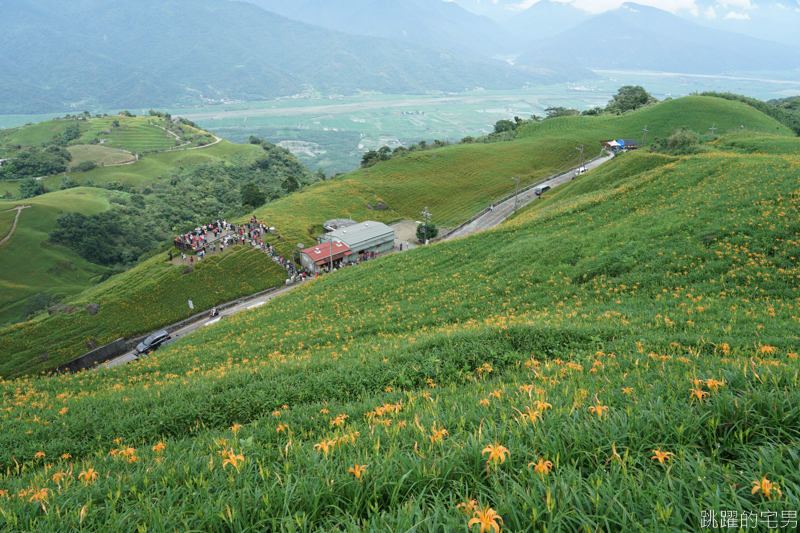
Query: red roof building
[{"left": 299, "top": 241, "right": 352, "bottom": 273}]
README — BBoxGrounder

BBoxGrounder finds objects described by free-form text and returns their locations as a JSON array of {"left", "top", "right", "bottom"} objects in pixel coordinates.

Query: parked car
[
  {"left": 134, "top": 330, "right": 171, "bottom": 357},
  {"left": 534, "top": 185, "right": 551, "bottom": 196}
]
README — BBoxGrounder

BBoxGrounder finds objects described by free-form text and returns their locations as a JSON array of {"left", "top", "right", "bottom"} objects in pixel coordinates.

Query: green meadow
[
  {"left": 0, "top": 189, "right": 113, "bottom": 323},
  {"left": 0, "top": 109, "right": 798, "bottom": 530}
]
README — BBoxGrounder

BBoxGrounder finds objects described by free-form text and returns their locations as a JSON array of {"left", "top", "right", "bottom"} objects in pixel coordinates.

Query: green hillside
[
  {"left": 0, "top": 189, "right": 113, "bottom": 322},
  {"left": 1, "top": 120, "right": 798, "bottom": 530},
  {"left": 0, "top": 95, "right": 789, "bottom": 373},
  {"left": 253, "top": 95, "right": 792, "bottom": 254},
  {"left": 0, "top": 247, "right": 287, "bottom": 378}
]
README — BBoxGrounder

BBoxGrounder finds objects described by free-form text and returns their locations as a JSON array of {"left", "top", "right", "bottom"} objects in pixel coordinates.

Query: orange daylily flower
[
  {"left": 482, "top": 441, "right": 510, "bottom": 465},
  {"left": 528, "top": 457, "right": 553, "bottom": 476},
  {"left": 78, "top": 467, "right": 99, "bottom": 484},
  {"left": 751, "top": 475, "right": 782, "bottom": 500},
  {"left": 348, "top": 464, "right": 368, "bottom": 480},
  {"left": 651, "top": 448, "right": 675, "bottom": 465},
  {"left": 468, "top": 505, "right": 503, "bottom": 533}
]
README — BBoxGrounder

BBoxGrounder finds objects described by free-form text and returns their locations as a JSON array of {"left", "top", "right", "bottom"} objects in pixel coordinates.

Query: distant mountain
[
  {"left": 503, "top": 1, "right": 591, "bottom": 46},
  {"left": 0, "top": 0, "right": 589, "bottom": 115},
  {"left": 448, "top": 0, "right": 521, "bottom": 21},
  {"left": 242, "top": 0, "right": 516, "bottom": 59},
  {"left": 516, "top": 3, "right": 800, "bottom": 74}
]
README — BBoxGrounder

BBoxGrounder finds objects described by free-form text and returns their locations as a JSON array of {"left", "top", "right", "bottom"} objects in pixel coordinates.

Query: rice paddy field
[{"left": 0, "top": 94, "right": 799, "bottom": 530}]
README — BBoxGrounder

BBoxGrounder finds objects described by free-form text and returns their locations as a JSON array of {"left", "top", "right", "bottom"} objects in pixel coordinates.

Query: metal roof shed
[{"left": 318, "top": 221, "right": 395, "bottom": 257}]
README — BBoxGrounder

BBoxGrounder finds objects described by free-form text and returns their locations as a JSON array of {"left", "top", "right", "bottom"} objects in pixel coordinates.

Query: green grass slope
[
  {"left": 0, "top": 246, "right": 286, "bottom": 378},
  {"left": 0, "top": 189, "right": 112, "bottom": 322},
  {"left": 0, "top": 127, "right": 798, "bottom": 528},
  {"left": 256, "top": 96, "right": 792, "bottom": 256}
]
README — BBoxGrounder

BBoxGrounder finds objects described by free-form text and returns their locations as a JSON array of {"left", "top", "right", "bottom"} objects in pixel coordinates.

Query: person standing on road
[
  {"left": 190, "top": 256, "right": 194, "bottom": 266},
  {"left": 181, "top": 251, "right": 186, "bottom": 264}
]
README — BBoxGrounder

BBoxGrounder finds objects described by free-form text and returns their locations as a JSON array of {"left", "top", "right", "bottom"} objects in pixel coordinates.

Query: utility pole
[
  {"left": 511, "top": 176, "right": 520, "bottom": 215},
  {"left": 642, "top": 125, "right": 649, "bottom": 147},
  {"left": 575, "top": 145, "right": 584, "bottom": 171},
  {"left": 709, "top": 123, "right": 718, "bottom": 136},
  {"left": 421, "top": 207, "right": 432, "bottom": 244}
]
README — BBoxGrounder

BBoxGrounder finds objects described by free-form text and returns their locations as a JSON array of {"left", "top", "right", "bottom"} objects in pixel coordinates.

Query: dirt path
[{"left": 0, "top": 205, "right": 31, "bottom": 246}]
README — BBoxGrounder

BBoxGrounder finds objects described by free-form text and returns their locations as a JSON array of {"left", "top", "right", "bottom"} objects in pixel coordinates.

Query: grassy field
[
  {"left": 0, "top": 246, "right": 286, "bottom": 379},
  {"left": 0, "top": 120, "right": 798, "bottom": 530},
  {"left": 0, "top": 189, "right": 113, "bottom": 323},
  {"left": 66, "top": 145, "right": 135, "bottom": 168},
  {"left": 0, "top": 139, "right": 260, "bottom": 197}
]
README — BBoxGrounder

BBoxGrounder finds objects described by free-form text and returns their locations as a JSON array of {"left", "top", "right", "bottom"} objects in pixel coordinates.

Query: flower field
[
  {"left": 0, "top": 247, "right": 286, "bottom": 378},
  {"left": 1, "top": 124, "right": 799, "bottom": 530}
]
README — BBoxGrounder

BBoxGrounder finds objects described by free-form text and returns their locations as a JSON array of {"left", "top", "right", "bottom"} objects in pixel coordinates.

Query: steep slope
[
  {"left": 516, "top": 3, "right": 800, "bottom": 73},
  {"left": 1, "top": 125, "right": 798, "bottom": 529},
  {"left": 1, "top": 0, "right": 568, "bottom": 114}
]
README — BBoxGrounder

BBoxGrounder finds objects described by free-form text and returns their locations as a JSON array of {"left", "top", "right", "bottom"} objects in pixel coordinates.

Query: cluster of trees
[
  {"left": 649, "top": 126, "right": 703, "bottom": 156},
  {"left": 361, "top": 139, "right": 457, "bottom": 168},
  {"left": 50, "top": 210, "right": 163, "bottom": 267},
  {"left": 0, "top": 146, "right": 72, "bottom": 181},
  {"left": 148, "top": 109, "right": 173, "bottom": 120},
  {"left": 48, "top": 141, "right": 317, "bottom": 268},
  {"left": 544, "top": 87, "right": 658, "bottom": 119}
]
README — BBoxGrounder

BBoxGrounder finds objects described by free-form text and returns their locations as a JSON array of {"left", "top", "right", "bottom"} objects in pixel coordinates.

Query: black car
[{"left": 134, "top": 330, "right": 171, "bottom": 357}]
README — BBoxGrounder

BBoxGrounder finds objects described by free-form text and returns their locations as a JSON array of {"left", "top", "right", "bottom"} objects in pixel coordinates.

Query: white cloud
[
  {"left": 562, "top": 0, "right": 699, "bottom": 13},
  {"left": 705, "top": 5, "right": 718, "bottom": 16},
  {"left": 723, "top": 9, "right": 751, "bottom": 17},
  {"left": 716, "top": 0, "right": 754, "bottom": 9},
  {"left": 775, "top": 2, "right": 788, "bottom": 8}
]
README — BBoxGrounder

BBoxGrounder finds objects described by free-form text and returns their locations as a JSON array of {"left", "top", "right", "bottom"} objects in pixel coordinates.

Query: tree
[
  {"left": 608, "top": 86, "right": 652, "bottom": 113},
  {"left": 60, "top": 176, "right": 80, "bottom": 190},
  {"left": 544, "top": 107, "right": 580, "bottom": 119},
  {"left": 74, "top": 161, "right": 96, "bottom": 172},
  {"left": 315, "top": 167, "right": 326, "bottom": 181},
  {"left": 19, "top": 178, "right": 44, "bottom": 199},
  {"left": 494, "top": 120, "right": 515, "bottom": 134},
  {"left": 240, "top": 182, "right": 267, "bottom": 208},
  {"left": 416, "top": 223, "right": 438, "bottom": 242}
]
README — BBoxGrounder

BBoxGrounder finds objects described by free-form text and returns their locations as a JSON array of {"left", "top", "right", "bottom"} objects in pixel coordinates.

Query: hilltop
[{"left": 0, "top": 105, "right": 798, "bottom": 528}]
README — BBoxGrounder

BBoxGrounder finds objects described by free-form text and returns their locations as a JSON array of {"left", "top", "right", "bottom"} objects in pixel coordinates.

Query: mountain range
[
  {"left": 3, "top": 0, "right": 799, "bottom": 115},
  {"left": 1, "top": 0, "right": 577, "bottom": 115},
  {"left": 515, "top": 3, "right": 800, "bottom": 73}
]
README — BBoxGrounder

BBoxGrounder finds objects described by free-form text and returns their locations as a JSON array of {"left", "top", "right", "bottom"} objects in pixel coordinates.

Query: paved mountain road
[{"left": 446, "top": 152, "right": 613, "bottom": 240}]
